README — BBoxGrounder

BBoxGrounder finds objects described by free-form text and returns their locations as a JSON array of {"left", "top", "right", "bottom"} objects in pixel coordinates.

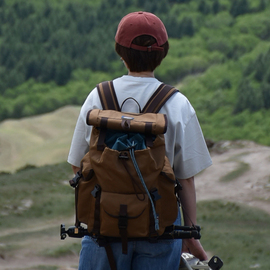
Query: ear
[{"left": 121, "top": 57, "right": 129, "bottom": 70}]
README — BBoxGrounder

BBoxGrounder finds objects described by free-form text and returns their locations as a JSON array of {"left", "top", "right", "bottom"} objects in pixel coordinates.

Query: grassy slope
[
  {"left": 0, "top": 162, "right": 74, "bottom": 229},
  {"left": 198, "top": 201, "right": 270, "bottom": 270},
  {"left": 0, "top": 106, "right": 80, "bottom": 173},
  {"left": 0, "top": 162, "right": 80, "bottom": 269}
]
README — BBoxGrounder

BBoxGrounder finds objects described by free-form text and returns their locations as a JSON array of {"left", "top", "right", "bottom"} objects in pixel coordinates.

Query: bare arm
[
  {"left": 72, "top": 165, "right": 80, "bottom": 175},
  {"left": 178, "top": 177, "right": 208, "bottom": 261},
  {"left": 178, "top": 177, "right": 197, "bottom": 226}
]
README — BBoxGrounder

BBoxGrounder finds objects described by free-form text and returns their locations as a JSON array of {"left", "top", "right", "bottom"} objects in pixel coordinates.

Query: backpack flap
[{"left": 86, "top": 109, "right": 167, "bottom": 135}]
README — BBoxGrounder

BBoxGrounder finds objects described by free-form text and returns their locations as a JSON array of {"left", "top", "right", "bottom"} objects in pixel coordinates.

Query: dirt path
[
  {"left": 0, "top": 255, "right": 79, "bottom": 270},
  {"left": 1, "top": 140, "right": 269, "bottom": 270},
  {"left": 0, "top": 215, "right": 79, "bottom": 270},
  {"left": 196, "top": 140, "right": 270, "bottom": 215}
]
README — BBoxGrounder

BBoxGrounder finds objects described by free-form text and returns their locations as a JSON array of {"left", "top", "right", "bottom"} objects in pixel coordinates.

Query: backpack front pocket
[{"left": 100, "top": 192, "right": 150, "bottom": 238}]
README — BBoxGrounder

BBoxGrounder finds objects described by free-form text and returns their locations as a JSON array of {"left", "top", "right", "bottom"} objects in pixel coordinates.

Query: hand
[{"left": 182, "top": 238, "right": 208, "bottom": 261}]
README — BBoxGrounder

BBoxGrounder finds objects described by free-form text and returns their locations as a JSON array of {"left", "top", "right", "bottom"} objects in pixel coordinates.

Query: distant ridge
[{"left": 0, "top": 106, "right": 80, "bottom": 173}]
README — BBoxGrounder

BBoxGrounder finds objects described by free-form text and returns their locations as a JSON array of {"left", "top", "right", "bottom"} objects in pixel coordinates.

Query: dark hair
[{"left": 115, "top": 35, "right": 169, "bottom": 72}]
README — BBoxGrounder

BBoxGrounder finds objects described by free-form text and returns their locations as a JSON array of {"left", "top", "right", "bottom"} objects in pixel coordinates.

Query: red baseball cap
[{"left": 115, "top": 11, "right": 168, "bottom": 52}]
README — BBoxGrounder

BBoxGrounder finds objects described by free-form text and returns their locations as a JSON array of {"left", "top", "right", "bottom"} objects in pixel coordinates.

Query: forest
[{"left": 0, "top": 0, "right": 270, "bottom": 145}]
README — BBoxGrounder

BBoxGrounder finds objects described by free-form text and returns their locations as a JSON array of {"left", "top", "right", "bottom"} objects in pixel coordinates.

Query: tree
[
  {"left": 143, "top": 2, "right": 158, "bottom": 13},
  {"left": 254, "top": 61, "right": 265, "bottom": 82},
  {"left": 246, "top": 50, "right": 270, "bottom": 82},
  {"left": 258, "top": 0, "right": 266, "bottom": 11},
  {"left": 180, "top": 17, "right": 195, "bottom": 37},
  {"left": 25, "top": 55, "right": 42, "bottom": 80},
  {"left": 230, "top": 0, "right": 250, "bottom": 18},
  {"left": 234, "top": 79, "right": 264, "bottom": 113},
  {"left": 198, "top": 0, "right": 211, "bottom": 15},
  {"left": 12, "top": 2, "right": 35, "bottom": 19},
  {"left": 136, "top": 0, "right": 145, "bottom": 7},
  {"left": 76, "top": 11, "right": 95, "bottom": 34},
  {"left": 54, "top": 55, "right": 72, "bottom": 86},
  {"left": 212, "top": 0, "right": 220, "bottom": 14},
  {"left": 164, "top": 16, "right": 182, "bottom": 38},
  {"left": 0, "top": 67, "right": 7, "bottom": 94},
  {"left": 262, "top": 83, "right": 270, "bottom": 109},
  {"left": 0, "top": 0, "right": 5, "bottom": 8},
  {"left": 43, "top": 2, "right": 52, "bottom": 17},
  {"left": 168, "top": 0, "right": 191, "bottom": 3}
]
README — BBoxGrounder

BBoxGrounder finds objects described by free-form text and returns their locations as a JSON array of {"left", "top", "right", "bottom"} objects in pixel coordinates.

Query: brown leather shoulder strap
[
  {"left": 142, "top": 84, "right": 178, "bottom": 113},
  {"left": 97, "top": 81, "right": 177, "bottom": 113},
  {"left": 97, "top": 81, "right": 120, "bottom": 111}
]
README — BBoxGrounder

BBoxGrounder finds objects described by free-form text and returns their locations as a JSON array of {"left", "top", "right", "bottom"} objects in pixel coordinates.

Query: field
[{"left": 0, "top": 106, "right": 80, "bottom": 173}]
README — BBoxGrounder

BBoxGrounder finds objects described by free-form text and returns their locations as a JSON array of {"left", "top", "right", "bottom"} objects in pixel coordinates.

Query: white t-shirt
[{"left": 67, "top": 75, "right": 212, "bottom": 179}]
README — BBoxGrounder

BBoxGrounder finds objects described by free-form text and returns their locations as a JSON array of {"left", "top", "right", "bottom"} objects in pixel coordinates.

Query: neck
[{"left": 128, "top": 71, "right": 155, "bottom": 78}]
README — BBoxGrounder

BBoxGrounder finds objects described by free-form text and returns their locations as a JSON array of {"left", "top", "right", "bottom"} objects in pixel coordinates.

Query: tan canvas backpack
[{"left": 70, "top": 80, "right": 181, "bottom": 253}]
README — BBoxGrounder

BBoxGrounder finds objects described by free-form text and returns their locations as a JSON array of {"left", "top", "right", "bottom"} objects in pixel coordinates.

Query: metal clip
[{"left": 91, "top": 184, "right": 101, "bottom": 198}]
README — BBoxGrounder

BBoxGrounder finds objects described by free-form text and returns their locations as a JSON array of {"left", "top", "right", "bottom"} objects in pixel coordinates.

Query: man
[{"left": 68, "top": 11, "right": 212, "bottom": 270}]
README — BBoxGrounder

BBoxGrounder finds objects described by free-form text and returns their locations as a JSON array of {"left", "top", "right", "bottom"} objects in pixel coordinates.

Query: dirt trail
[
  {"left": 0, "top": 140, "right": 269, "bottom": 270},
  {"left": 196, "top": 140, "right": 270, "bottom": 215}
]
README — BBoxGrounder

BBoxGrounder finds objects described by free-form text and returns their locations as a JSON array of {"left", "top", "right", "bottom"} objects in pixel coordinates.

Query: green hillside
[
  {"left": 0, "top": 0, "right": 270, "bottom": 145},
  {"left": 0, "top": 106, "right": 80, "bottom": 173}
]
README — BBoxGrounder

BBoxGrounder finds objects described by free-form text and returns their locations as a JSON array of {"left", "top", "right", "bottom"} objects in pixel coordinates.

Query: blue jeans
[{"left": 78, "top": 210, "right": 182, "bottom": 270}]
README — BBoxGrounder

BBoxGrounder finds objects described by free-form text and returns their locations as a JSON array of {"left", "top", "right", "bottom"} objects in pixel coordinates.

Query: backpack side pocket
[
  {"left": 77, "top": 170, "right": 96, "bottom": 228},
  {"left": 155, "top": 156, "right": 178, "bottom": 234}
]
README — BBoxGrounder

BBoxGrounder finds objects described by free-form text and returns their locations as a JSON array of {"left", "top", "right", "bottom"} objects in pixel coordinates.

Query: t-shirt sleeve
[
  {"left": 173, "top": 113, "right": 212, "bottom": 179},
  {"left": 67, "top": 87, "right": 101, "bottom": 167},
  {"left": 67, "top": 113, "right": 91, "bottom": 167}
]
